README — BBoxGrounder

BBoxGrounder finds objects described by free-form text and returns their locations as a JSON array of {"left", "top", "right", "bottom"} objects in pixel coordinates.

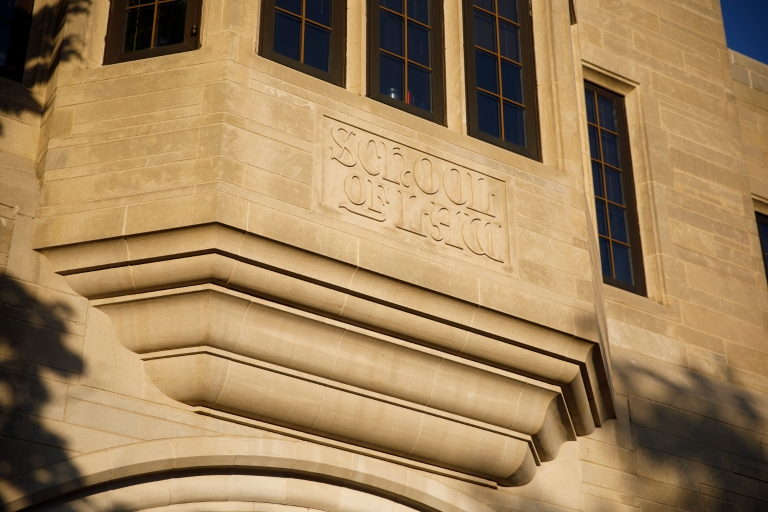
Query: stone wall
[{"left": 0, "top": 0, "right": 767, "bottom": 510}]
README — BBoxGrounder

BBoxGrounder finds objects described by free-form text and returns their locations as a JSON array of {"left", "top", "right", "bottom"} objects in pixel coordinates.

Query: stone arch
[{"left": 4, "top": 437, "right": 495, "bottom": 512}]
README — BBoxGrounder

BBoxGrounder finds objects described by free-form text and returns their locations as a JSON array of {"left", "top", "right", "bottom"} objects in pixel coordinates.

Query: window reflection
[{"left": 273, "top": 0, "right": 333, "bottom": 73}]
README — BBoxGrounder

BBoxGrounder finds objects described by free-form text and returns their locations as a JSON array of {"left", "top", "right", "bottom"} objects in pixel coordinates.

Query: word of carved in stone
[{"left": 326, "top": 122, "right": 509, "bottom": 263}]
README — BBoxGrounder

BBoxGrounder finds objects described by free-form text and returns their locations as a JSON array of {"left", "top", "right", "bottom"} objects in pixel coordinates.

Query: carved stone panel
[{"left": 321, "top": 118, "right": 510, "bottom": 267}]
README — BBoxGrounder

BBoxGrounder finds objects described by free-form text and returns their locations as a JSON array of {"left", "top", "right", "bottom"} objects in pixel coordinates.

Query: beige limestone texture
[{"left": 2, "top": 0, "right": 768, "bottom": 509}]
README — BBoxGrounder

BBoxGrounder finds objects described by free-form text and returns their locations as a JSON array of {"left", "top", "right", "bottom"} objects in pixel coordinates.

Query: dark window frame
[
  {"left": 0, "top": 0, "right": 34, "bottom": 81},
  {"left": 585, "top": 80, "right": 646, "bottom": 296},
  {"left": 104, "top": 0, "right": 202, "bottom": 65},
  {"left": 367, "top": 0, "right": 446, "bottom": 124},
  {"left": 463, "top": 0, "right": 540, "bottom": 160},
  {"left": 260, "top": 0, "right": 346, "bottom": 86},
  {"left": 757, "top": 212, "right": 768, "bottom": 285}
]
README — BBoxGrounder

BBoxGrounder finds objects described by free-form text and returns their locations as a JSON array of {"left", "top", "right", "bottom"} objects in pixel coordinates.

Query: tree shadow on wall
[
  {"left": 0, "top": 273, "right": 85, "bottom": 511},
  {"left": 614, "top": 354, "right": 768, "bottom": 511},
  {"left": 0, "top": 0, "right": 91, "bottom": 135}
]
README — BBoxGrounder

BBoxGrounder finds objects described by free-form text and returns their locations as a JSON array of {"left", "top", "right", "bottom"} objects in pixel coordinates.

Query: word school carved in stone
[{"left": 325, "top": 119, "right": 509, "bottom": 264}]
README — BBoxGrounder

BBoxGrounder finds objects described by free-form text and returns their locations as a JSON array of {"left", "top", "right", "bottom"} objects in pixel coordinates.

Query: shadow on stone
[{"left": 0, "top": 272, "right": 84, "bottom": 511}]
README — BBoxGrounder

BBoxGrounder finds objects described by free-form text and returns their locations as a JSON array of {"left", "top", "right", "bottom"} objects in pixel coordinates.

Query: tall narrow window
[
  {"left": 757, "top": 213, "right": 768, "bottom": 283},
  {"left": 463, "top": 0, "right": 538, "bottom": 159},
  {"left": 585, "top": 82, "right": 645, "bottom": 295},
  {"left": 261, "top": 0, "right": 345, "bottom": 86},
  {"left": 105, "top": 0, "right": 202, "bottom": 63},
  {"left": 368, "top": 0, "right": 445, "bottom": 123},
  {"left": 0, "top": 0, "right": 33, "bottom": 81}
]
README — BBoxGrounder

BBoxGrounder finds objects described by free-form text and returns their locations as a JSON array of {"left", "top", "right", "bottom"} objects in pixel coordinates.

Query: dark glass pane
[
  {"left": 592, "top": 161, "right": 603, "bottom": 197},
  {"left": 155, "top": 0, "right": 187, "bottom": 47},
  {"left": 0, "top": 0, "right": 15, "bottom": 19},
  {"left": 380, "top": 52, "right": 404, "bottom": 100},
  {"left": 601, "top": 131, "right": 620, "bottom": 167},
  {"left": 304, "top": 23, "right": 331, "bottom": 72},
  {"left": 407, "top": 0, "right": 429, "bottom": 24},
  {"left": 608, "top": 204, "right": 628, "bottom": 243},
  {"left": 123, "top": 5, "right": 154, "bottom": 53},
  {"left": 498, "top": 0, "right": 518, "bottom": 22},
  {"left": 598, "top": 94, "right": 617, "bottom": 131},
  {"left": 380, "top": 0, "right": 403, "bottom": 13},
  {"left": 128, "top": 0, "right": 155, "bottom": 6},
  {"left": 408, "top": 21, "right": 430, "bottom": 66},
  {"left": 605, "top": 167, "right": 624, "bottom": 205},
  {"left": 759, "top": 221, "right": 768, "bottom": 252},
  {"left": 306, "top": 0, "right": 331, "bottom": 26},
  {"left": 585, "top": 90, "right": 596, "bottom": 124},
  {"left": 273, "top": 10, "right": 301, "bottom": 61},
  {"left": 498, "top": 21, "right": 520, "bottom": 62},
  {"left": 475, "top": 49, "right": 498, "bottom": 93},
  {"left": 588, "top": 125, "right": 600, "bottom": 159},
  {"left": 0, "top": 24, "right": 10, "bottom": 67},
  {"left": 408, "top": 63, "right": 431, "bottom": 111},
  {"left": 276, "top": 0, "right": 302, "bottom": 15},
  {"left": 595, "top": 199, "right": 607, "bottom": 236},
  {"left": 503, "top": 101, "right": 526, "bottom": 147},
  {"left": 477, "top": 91, "right": 501, "bottom": 138},
  {"left": 612, "top": 242, "right": 633, "bottom": 284},
  {"left": 501, "top": 60, "right": 523, "bottom": 103},
  {"left": 599, "top": 237, "right": 611, "bottom": 277},
  {"left": 381, "top": 10, "right": 404, "bottom": 56},
  {"left": 474, "top": 0, "right": 494, "bottom": 12},
  {"left": 473, "top": 10, "right": 496, "bottom": 51}
]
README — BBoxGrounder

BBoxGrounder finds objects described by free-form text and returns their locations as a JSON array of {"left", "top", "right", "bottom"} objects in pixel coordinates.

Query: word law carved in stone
[{"left": 325, "top": 121, "right": 509, "bottom": 263}]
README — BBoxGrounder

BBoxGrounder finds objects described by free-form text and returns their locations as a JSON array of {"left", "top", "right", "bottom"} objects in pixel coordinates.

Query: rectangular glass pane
[
  {"left": 123, "top": 4, "right": 155, "bottom": 53},
  {"left": 477, "top": 91, "right": 501, "bottom": 138},
  {"left": 304, "top": 23, "right": 331, "bottom": 72},
  {"left": 381, "top": 9, "right": 404, "bottom": 56},
  {"left": 380, "top": 0, "right": 403, "bottom": 12},
  {"left": 585, "top": 90, "right": 596, "bottom": 124},
  {"left": 599, "top": 238, "right": 611, "bottom": 277},
  {"left": 598, "top": 94, "right": 617, "bottom": 131},
  {"left": 608, "top": 203, "right": 628, "bottom": 243},
  {"left": 407, "top": 21, "right": 430, "bottom": 66},
  {"left": 601, "top": 131, "right": 620, "bottom": 167},
  {"left": 380, "top": 52, "right": 404, "bottom": 100},
  {"left": 612, "top": 242, "right": 633, "bottom": 284},
  {"left": 407, "top": 0, "right": 429, "bottom": 24},
  {"left": 473, "top": 10, "right": 496, "bottom": 51},
  {"left": 475, "top": 49, "right": 498, "bottom": 93},
  {"left": 498, "top": 0, "right": 518, "bottom": 22},
  {"left": 155, "top": 0, "right": 187, "bottom": 47},
  {"left": 759, "top": 221, "right": 768, "bottom": 253},
  {"left": 408, "top": 63, "right": 431, "bottom": 111},
  {"left": 501, "top": 60, "right": 523, "bottom": 103},
  {"left": 0, "top": 0, "right": 16, "bottom": 19},
  {"left": 276, "top": 0, "right": 302, "bottom": 14},
  {"left": 503, "top": 101, "right": 526, "bottom": 147},
  {"left": 273, "top": 10, "right": 302, "bottom": 61},
  {"left": 605, "top": 167, "right": 624, "bottom": 205},
  {"left": 595, "top": 199, "right": 607, "bottom": 236},
  {"left": 592, "top": 161, "right": 603, "bottom": 198},
  {"left": 473, "top": 0, "right": 494, "bottom": 12},
  {"left": 588, "top": 125, "right": 600, "bottom": 159},
  {"left": 306, "top": 0, "right": 331, "bottom": 26},
  {"left": 498, "top": 20, "right": 520, "bottom": 62},
  {"left": 0, "top": 24, "right": 11, "bottom": 66},
  {"left": 128, "top": 0, "right": 155, "bottom": 6}
]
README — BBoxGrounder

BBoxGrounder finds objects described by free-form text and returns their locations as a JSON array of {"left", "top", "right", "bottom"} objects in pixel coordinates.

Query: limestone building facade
[{"left": 1, "top": 0, "right": 768, "bottom": 510}]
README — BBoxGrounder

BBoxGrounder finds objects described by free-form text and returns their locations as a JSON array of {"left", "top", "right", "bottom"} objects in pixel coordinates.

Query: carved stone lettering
[{"left": 324, "top": 119, "right": 509, "bottom": 264}]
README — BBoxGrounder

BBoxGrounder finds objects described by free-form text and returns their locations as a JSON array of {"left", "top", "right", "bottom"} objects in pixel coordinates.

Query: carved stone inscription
[{"left": 323, "top": 119, "right": 509, "bottom": 264}]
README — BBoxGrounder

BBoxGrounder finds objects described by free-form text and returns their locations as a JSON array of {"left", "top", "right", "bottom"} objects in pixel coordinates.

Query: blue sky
[{"left": 721, "top": 0, "right": 768, "bottom": 64}]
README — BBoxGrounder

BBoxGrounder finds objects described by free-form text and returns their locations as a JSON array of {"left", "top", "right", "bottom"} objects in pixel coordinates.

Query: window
[
  {"left": 105, "top": 0, "right": 202, "bottom": 64},
  {"left": 368, "top": 0, "right": 444, "bottom": 123},
  {"left": 0, "top": 0, "right": 33, "bottom": 81},
  {"left": 463, "top": 0, "right": 538, "bottom": 159},
  {"left": 261, "top": 0, "right": 345, "bottom": 86},
  {"left": 757, "top": 213, "right": 768, "bottom": 283},
  {"left": 585, "top": 81, "right": 646, "bottom": 295}
]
